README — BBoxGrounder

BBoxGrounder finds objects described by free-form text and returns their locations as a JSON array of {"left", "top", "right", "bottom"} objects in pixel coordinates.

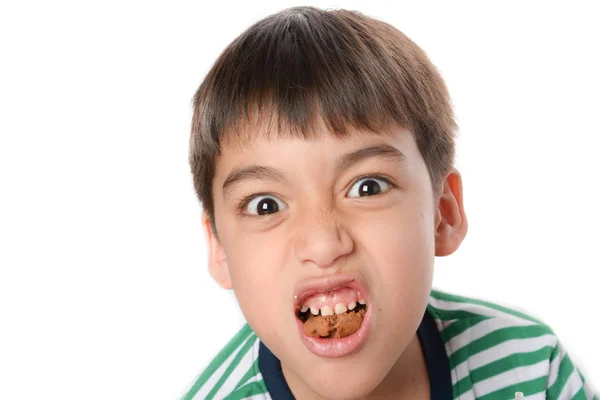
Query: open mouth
[
  {"left": 295, "top": 287, "right": 368, "bottom": 339},
  {"left": 293, "top": 275, "right": 372, "bottom": 357}
]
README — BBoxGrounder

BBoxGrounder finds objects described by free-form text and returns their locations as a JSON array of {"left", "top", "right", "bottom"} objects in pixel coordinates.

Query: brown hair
[{"left": 190, "top": 6, "right": 457, "bottom": 235}]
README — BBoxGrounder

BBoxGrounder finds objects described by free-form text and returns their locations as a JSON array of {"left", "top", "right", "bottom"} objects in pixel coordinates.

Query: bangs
[{"left": 192, "top": 7, "right": 430, "bottom": 151}]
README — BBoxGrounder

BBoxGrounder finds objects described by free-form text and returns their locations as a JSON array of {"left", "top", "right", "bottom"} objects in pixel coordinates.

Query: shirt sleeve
[{"left": 546, "top": 339, "right": 598, "bottom": 399}]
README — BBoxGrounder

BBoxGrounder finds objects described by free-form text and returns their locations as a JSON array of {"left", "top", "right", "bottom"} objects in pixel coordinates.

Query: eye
[
  {"left": 347, "top": 176, "right": 391, "bottom": 198},
  {"left": 244, "top": 195, "right": 287, "bottom": 216}
]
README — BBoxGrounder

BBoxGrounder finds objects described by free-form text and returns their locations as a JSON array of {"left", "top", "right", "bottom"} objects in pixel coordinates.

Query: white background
[{"left": 1, "top": 1, "right": 598, "bottom": 399}]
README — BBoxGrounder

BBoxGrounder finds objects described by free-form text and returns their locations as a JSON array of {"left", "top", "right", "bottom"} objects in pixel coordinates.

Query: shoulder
[
  {"left": 427, "top": 289, "right": 597, "bottom": 399},
  {"left": 180, "top": 324, "right": 271, "bottom": 400}
]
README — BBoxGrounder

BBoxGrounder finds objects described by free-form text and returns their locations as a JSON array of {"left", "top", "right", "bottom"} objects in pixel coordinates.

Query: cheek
[
  {"left": 361, "top": 201, "right": 435, "bottom": 265},
  {"left": 358, "top": 204, "right": 435, "bottom": 310},
  {"left": 223, "top": 231, "right": 290, "bottom": 332}
]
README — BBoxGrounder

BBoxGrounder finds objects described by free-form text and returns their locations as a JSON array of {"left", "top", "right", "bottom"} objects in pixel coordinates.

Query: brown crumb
[{"left": 303, "top": 309, "right": 366, "bottom": 338}]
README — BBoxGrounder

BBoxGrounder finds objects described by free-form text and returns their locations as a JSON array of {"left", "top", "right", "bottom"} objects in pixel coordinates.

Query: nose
[{"left": 293, "top": 207, "right": 354, "bottom": 269}]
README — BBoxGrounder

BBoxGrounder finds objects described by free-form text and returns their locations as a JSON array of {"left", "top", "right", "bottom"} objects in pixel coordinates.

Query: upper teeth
[
  {"left": 321, "top": 306, "right": 334, "bottom": 316},
  {"left": 334, "top": 303, "right": 347, "bottom": 314},
  {"left": 300, "top": 299, "right": 366, "bottom": 316}
]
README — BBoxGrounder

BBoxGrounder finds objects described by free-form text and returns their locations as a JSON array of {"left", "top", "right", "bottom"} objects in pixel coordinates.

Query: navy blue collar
[{"left": 258, "top": 307, "right": 452, "bottom": 399}]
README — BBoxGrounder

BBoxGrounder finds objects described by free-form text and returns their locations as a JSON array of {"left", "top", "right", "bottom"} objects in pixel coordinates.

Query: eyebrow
[{"left": 221, "top": 143, "right": 407, "bottom": 200}]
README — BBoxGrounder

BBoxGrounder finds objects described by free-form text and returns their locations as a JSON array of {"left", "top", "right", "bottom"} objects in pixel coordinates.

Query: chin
[
  {"left": 298, "top": 359, "right": 388, "bottom": 400},
  {"left": 309, "top": 378, "right": 381, "bottom": 400}
]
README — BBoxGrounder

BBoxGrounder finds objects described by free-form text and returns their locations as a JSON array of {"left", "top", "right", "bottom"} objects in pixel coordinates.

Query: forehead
[
  {"left": 214, "top": 118, "right": 424, "bottom": 186},
  {"left": 220, "top": 111, "right": 408, "bottom": 157}
]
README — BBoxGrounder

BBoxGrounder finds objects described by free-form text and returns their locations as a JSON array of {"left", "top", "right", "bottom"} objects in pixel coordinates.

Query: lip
[
  {"left": 293, "top": 272, "right": 370, "bottom": 308},
  {"left": 293, "top": 272, "right": 372, "bottom": 357}
]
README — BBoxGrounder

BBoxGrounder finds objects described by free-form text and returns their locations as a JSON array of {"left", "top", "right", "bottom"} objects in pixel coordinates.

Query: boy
[{"left": 183, "top": 6, "right": 596, "bottom": 400}]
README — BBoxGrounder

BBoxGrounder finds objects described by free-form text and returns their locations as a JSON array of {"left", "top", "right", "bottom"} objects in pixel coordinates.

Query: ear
[
  {"left": 434, "top": 168, "right": 468, "bottom": 256},
  {"left": 202, "top": 210, "right": 233, "bottom": 289}
]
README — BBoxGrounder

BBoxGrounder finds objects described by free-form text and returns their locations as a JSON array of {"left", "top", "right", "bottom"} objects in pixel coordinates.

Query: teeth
[
  {"left": 334, "top": 303, "right": 347, "bottom": 314},
  {"left": 320, "top": 306, "right": 334, "bottom": 316},
  {"left": 300, "top": 296, "right": 366, "bottom": 317}
]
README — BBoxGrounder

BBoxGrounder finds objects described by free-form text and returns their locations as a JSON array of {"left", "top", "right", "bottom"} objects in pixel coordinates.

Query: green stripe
[
  {"left": 449, "top": 324, "right": 553, "bottom": 368},
  {"left": 453, "top": 346, "right": 553, "bottom": 397},
  {"left": 547, "top": 351, "right": 574, "bottom": 398},
  {"left": 437, "top": 315, "right": 491, "bottom": 344},
  {"left": 430, "top": 289, "right": 544, "bottom": 324},
  {"left": 572, "top": 385, "right": 589, "bottom": 400},
  {"left": 578, "top": 370, "right": 600, "bottom": 399},
  {"left": 206, "top": 334, "right": 258, "bottom": 400},
  {"left": 225, "top": 380, "right": 269, "bottom": 400},
  {"left": 453, "top": 374, "right": 471, "bottom": 399},
  {"left": 549, "top": 341, "right": 561, "bottom": 363},
  {"left": 474, "top": 375, "right": 547, "bottom": 400},
  {"left": 427, "top": 304, "right": 491, "bottom": 322},
  {"left": 181, "top": 324, "right": 253, "bottom": 400},
  {"left": 234, "top": 358, "right": 260, "bottom": 390}
]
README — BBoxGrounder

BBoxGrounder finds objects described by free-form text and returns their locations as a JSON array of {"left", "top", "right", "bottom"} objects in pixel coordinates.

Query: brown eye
[
  {"left": 347, "top": 177, "right": 391, "bottom": 198},
  {"left": 245, "top": 195, "right": 287, "bottom": 215}
]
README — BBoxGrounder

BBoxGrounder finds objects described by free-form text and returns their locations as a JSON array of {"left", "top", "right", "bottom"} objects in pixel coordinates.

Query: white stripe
[
  {"left": 430, "top": 317, "right": 446, "bottom": 333},
  {"left": 430, "top": 292, "right": 540, "bottom": 319},
  {"left": 194, "top": 335, "right": 252, "bottom": 399},
  {"left": 582, "top": 379, "right": 596, "bottom": 400},
  {"left": 236, "top": 349, "right": 270, "bottom": 400},
  {"left": 227, "top": 339, "right": 266, "bottom": 399},
  {"left": 453, "top": 360, "right": 473, "bottom": 392},
  {"left": 236, "top": 340, "right": 264, "bottom": 387},
  {"left": 522, "top": 392, "right": 546, "bottom": 399},
  {"left": 240, "top": 394, "right": 269, "bottom": 400},
  {"left": 430, "top": 297, "right": 537, "bottom": 324},
  {"left": 445, "top": 313, "right": 537, "bottom": 357},
  {"left": 451, "top": 334, "right": 556, "bottom": 385},
  {"left": 241, "top": 374, "right": 262, "bottom": 386},
  {"left": 232, "top": 376, "right": 269, "bottom": 400},
  {"left": 231, "top": 339, "right": 269, "bottom": 399},
  {"left": 250, "top": 393, "right": 271, "bottom": 400},
  {"left": 439, "top": 319, "right": 458, "bottom": 332},
  {"left": 454, "top": 389, "right": 475, "bottom": 400},
  {"left": 472, "top": 360, "right": 548, "bottom": 397},
  {"left": 557, "top": 369, "right": 584, "bottom": 399},
  {"left": 212, "top": 337, "right": 260, "bottom": 400},
  {"left": 547, "top": 344, "right": 567, "bottom": 389},
  {"left": 228, "top": 356, "right": 263, "bottom": 392}
]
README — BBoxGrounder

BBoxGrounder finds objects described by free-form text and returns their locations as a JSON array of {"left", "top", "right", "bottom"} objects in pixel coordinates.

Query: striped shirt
[{"left": 181, "top": 288, "right": 598, "bottom": 399}]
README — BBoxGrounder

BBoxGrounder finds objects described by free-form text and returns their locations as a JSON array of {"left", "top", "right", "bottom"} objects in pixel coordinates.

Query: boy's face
[{"left": 204, "top": 119, "right": 466, "bottom": 399}]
